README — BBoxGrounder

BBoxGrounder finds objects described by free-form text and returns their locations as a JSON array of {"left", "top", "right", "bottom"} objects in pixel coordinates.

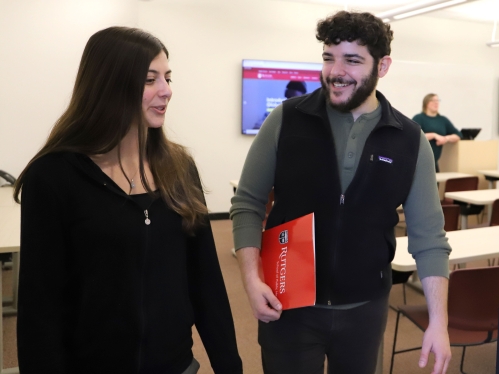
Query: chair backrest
[
  {"left": 0, "top": 170, "right": 16, "bottom": 186},
  {"left": 442, "top": 204, "right": 460, "bottom": 232},
  {"left": 447, "top": 267, "right": 499, "bottom": 331},
  {"left": 490, "top": 199, "right": 499, "bottom": 227},
  {"left": 442, "top": 176, "right": 479, "bottom": 205},
  {"left": 444, "top": 177, "right": 479, "bottom": 194}
]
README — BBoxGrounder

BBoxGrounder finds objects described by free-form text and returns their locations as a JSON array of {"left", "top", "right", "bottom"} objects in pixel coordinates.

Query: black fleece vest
[{"left": 266, "top": 89, "right": 421, "bottom": 305}]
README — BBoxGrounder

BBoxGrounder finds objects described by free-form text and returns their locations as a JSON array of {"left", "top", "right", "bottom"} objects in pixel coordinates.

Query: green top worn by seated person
[
  {"left": 230, "top": 102, "right": 451, "bottom": 310},
  {"left": 412, "top": 112, "right": 462, "bottom": 163}
]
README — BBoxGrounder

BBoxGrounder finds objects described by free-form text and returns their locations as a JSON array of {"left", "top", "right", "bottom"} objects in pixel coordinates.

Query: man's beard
[{"left": 321, "top": 62, "right": 379, "bottom": 113}]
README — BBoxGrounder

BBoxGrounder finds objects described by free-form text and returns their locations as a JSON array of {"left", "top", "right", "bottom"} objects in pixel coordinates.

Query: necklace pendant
[
  {"left": 144, "top": 209, "right": 151, "bottom": 225},
  {"left": 130, "top": 179, "right": 135, "bottom": 189}
]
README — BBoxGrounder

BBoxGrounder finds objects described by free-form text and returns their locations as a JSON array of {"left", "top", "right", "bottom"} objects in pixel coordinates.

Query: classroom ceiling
[{"left": 280, "top": 0, "right": 499, "bottom": 24}]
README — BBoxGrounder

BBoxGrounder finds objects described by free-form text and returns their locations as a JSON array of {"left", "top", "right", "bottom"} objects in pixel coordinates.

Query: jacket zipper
[
  {"left": 326, "top": 193, "right": 346, "bottom": 305},
  {"left": 137, "top": 209, "right": 151, "bottom": 373},
  {"left": 324, "top": 123, "right": 385, "bottom": 305}
]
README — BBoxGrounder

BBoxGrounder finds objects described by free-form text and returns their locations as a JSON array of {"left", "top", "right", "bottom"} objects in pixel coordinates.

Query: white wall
[
  {"left": 138, "top": 0, "right": 499, "bottom": 211},
  {"left": 381, "top": 15, "right": 499, "bottom": 140},
  {"left": 0, "top": 0, "right": 138, "bottom": 179},
  {"left": 1, "top": 0, "right": 499, "bottom": 212}
]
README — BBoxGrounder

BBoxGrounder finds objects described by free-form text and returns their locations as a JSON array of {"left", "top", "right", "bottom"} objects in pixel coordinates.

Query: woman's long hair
[
  {"left": 422, "top": 93, "right": 437, "bottom": 113},
  {"left": 14, "top": 27, "right": 207, "bottom": 233}
]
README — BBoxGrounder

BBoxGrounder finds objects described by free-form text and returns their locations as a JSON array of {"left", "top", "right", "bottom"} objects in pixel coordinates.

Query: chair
[
  {"left": 0, "top": 171, "right": 16, "bottom": 265},
  {"left": 391, "top": 206, "right": 411, "bottom": 309},
  {"left": 390, "top": 269, "right": 413, "bottom": 310},
  {"left": 441, "top": 177, "right": 479, "bottom": 204},
  {"left": 0, "top": 170, "right": 16, "bottom": 186},
  {"left": 395, "top": 206, "right": 407, "bottom": 235},
  {"left": 442, "top": 204, "right": 460, "bottom": 232},
  {"left": 489, "top": 199, "right": 499, "bottom": 227},
  {"left": 441, "top": 204, "right": 461, "bottom": 270},
  {"left": 390, "top": 266, "right": 499, "bottom": 374},
  {"left": 441, "top": 177, "right": 484, "bottom": 225}
]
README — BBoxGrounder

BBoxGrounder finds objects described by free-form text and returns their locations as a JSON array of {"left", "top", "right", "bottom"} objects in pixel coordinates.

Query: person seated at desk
[{"left": 412, "top": 93, "right": 462, "bottom": 172}]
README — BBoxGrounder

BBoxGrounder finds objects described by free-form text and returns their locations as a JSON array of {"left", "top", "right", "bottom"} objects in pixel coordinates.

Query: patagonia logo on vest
[
  {"left": 378, "top": 156, "right": 393, "bottom": 164},
  {"left": 279, "top": 230, "right": 288, "bottom": 244}
]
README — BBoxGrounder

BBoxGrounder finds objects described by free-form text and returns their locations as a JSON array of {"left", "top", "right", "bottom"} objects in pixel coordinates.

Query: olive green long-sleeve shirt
[{"left": 231, "top": 101, "right": 451, "bottom": 308}]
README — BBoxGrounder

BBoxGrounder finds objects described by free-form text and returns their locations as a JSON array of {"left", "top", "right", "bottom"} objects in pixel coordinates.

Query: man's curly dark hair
[{"left": 316, "top": 11, "right": 393, "bottom": 62}]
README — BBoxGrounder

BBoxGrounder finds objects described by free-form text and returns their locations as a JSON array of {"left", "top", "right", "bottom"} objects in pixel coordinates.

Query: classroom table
[
  {"left": 0, "top": 187, "right": 16, "bottom": 207},
  {"left": 435, "top": 172, "right": 473, "bottom": 183},
  {"left": 0, "top": 204, "right": 20, "bottom": 374},
  {"left": 393, "top": 225, "right": 499, "bottom": 272},
  {"left": 444, "top": 189, "right": 499, "bottom": 228},
  {"left": 478, "top": 169, "right": 499, "bottom": 189}
]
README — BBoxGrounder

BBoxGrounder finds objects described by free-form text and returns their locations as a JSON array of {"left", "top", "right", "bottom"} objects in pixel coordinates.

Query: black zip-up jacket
[
  {"left": 17, "top": 152, "right": 242, "bottom": 374},
  {"left": 266, "top": 89, "right": 420, "bottom": 306}
]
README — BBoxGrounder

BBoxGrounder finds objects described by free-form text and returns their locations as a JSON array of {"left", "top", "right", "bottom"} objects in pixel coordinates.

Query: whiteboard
[{"left": 377, "top": 60, "right": 496, "bottom": 140}]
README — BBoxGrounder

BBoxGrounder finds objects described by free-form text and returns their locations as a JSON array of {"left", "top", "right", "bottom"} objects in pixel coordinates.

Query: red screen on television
[{"left": 241, "top": 59, "right": 322, "bottom": 135}]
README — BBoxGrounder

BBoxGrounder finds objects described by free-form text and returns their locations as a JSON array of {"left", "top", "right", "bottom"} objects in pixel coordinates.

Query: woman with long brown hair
[{"left": 14, "top": 27, "right": 242, "bottom": 374}]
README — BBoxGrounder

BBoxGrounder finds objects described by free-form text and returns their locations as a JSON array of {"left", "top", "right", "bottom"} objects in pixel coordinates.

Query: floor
[{"left": 2, "top": 217, "right": 497, "bottom": 373}]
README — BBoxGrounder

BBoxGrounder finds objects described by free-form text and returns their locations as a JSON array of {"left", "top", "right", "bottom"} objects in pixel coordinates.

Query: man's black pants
[{"left": 258, "top": 294, "right": 389, "bottom": 374}]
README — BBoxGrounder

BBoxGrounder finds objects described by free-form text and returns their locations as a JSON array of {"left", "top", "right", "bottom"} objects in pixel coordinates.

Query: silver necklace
[{"left": 129, "top": 168, "right": 139, "bottom": 189}]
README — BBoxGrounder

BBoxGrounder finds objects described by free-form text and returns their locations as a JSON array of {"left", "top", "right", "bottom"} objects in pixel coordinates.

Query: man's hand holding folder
[
  {"left": 236, "top": 246, "right": 283, "bottom": 323},
  {"left": 236, "top": 213, "right": 316, "bottom": 322}
]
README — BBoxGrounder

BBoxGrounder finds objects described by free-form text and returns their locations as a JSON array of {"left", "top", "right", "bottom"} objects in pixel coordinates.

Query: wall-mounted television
[{"left": 241, "top": 59, "right": 322, "bottom": 135}]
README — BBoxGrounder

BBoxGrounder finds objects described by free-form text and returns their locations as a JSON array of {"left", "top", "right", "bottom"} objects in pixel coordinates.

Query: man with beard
[{"left": 230, "top": 11, "right": 452, "bottom": 374}]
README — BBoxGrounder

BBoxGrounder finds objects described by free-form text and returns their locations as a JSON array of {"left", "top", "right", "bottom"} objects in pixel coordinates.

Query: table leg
[
  {"left": 460, "top": 215, "right": 468, "bottom": 230},
  {"left": 0, "top": 264, "right": 4, "bottom": 372},
  {"left": 11, "top": 253, "right": 18, "bottom": 311},
  {"left": 487, "top": 204, "right": 493, "bottom": 224},
  {"left": 406, "top": 271, "right": 424, "bottom": 294},
  {"left": 2, "top": 253, "right": 17, "bottom": 317},
  {"left": 0, "top": 254, "right": 20, "bottom": 374}
]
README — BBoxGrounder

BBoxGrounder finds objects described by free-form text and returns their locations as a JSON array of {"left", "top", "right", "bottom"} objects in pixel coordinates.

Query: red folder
[{"left": 260, "top": 213, "right": 316, "bottom": 310}]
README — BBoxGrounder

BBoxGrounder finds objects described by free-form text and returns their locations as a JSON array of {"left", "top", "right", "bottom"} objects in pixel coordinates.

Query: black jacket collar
[
  {"left": 294, "top": 87, "right": 403, "bottom": 130},
  {"left": 63, "top": 152, "right": 132, "bottom": 198}
]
